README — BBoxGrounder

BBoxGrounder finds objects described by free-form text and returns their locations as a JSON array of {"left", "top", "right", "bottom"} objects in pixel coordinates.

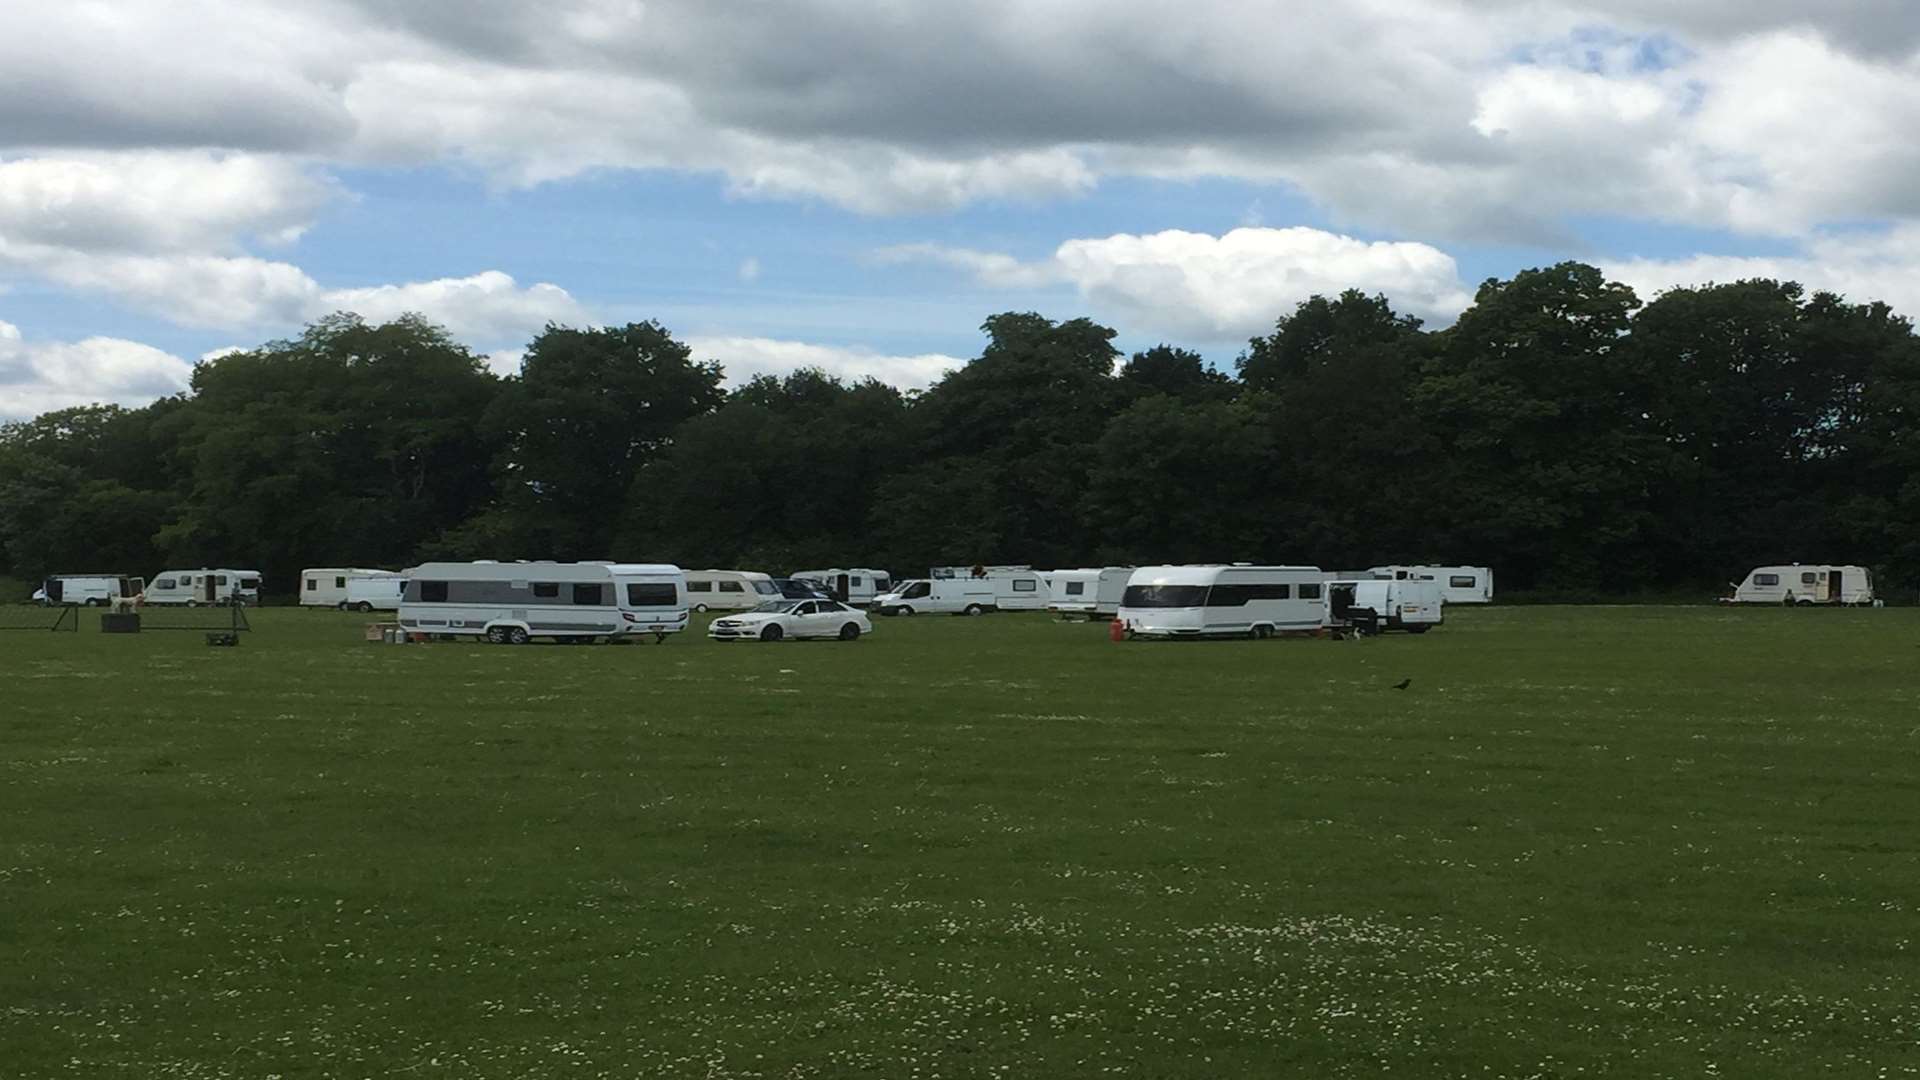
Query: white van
[
  {"left": 1326, "top": 578, "right": 1443, "bottom": 634},
  {"left": 342, "top": 575, "right": 407, "bottom": 612},
  {"left": 1728, "top": 565, "right": 1874, "bottom": 606},
  {"left": 873, "top": 578, "right": 995, "bottom": 616},
  {"left": 685, "top": 569, "right": 779, "bottom": 612},
  {"left": 1118, "top": 565, "right": 1329, "bottom": 639},
  {"left": 33, "top": 574, "right": 143, "bottom": 607},
  {"left": 399, "top": 561, "right": 688, "bottom": 643},
  {"left": 145, "top": 569, "right": 261, "bottom": 606},
  {"left": 1046, "top": 567, "right": 1132, "bottom": 619},
  {"left": 791, "top": 568, "right": 893, "bottom": 606},
  {"left": 300, "top": 568, "right": 398, "bottom": 608},
  {"left": 1367, "top": 566, "right": 1493, "bottom": 604}
]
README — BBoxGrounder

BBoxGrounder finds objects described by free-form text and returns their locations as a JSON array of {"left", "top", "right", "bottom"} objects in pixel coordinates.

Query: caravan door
[{"left": 1829, "top": 569, "right": 1843, "bottom": 603}]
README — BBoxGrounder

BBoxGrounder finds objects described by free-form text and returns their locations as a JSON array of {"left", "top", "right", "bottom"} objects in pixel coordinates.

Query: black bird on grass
[{"left": 1392, "top": 678, "right": 1412, "bottom": 690}]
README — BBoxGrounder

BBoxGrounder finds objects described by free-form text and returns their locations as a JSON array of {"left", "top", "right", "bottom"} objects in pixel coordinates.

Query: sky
[{"left": 6, "top": 1, "right": 1920, "bottom": 417}]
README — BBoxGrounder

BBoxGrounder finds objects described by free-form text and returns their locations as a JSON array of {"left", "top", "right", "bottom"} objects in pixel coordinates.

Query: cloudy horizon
[{"left": 6, "top": 1, "right": 1920, "bottom": 417}]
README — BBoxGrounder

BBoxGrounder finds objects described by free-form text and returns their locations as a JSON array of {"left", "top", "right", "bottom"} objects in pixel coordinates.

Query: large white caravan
[
  {"left": 791, "top": 568, "right": 893, "bottom": 606},
  {"left": 33, "top": 574, "right": 143, "bottom": 606},
  {"left": 1118, "top": 565, "right": 1329, "bottom": 639},
  {"left": 300, "top": 568, "right": 398, "bottom": 608},
  {"left": 399, "top": 561, "right": 688, "bottom": 643},
  {"left": 685, "top": 569, "right": 779, "bottom": 612},
  {"left": 1046, "top": 567, "right": 1132, "bottom": 619},
  {"left": 1367, "top": 565, "right": 1493, "bottom": 605},
  {"left": 1728, "top": 564, "right": 1874, "bottom": 606},
  {"left": 1326, "top": 578, "right": 1443, "bottom": 634},
  {"left": 145, "top": 569, "right": 261, "bottom": 606}
]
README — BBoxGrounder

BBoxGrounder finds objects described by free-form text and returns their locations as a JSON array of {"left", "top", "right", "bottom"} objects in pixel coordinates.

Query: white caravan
[
  {"left": 1046, "top": 567, "right": 1133, "bottom": 619},
  {"left": 33, "top": 574, "right": 143, "bottom": 607},
  {"left": 399, "top": 561, "right": 688, "bottom": 644},
  {"left": 1326, "top": 578, "right": 1444, "bottom": 634},
  {"left": 685, "top": 569, "right": 779, "bottom": 612},
  {"left": 342, "top": 575, "right": 407, "bottom": 612},
  {"left": 145, "top": 569, "right": 262, "bottom": 606},
  {"left": 791, "top": 568, "right": 893, "bottom": 606},
  {"left": 926, "top": 565, "right": 1048, "bottom": 611},
  {"left": 1118, "top": 565, "right": 1329, "bottom": 639},
  {"left": 1367, "top": 565, "right": 1494, "bottom": 605},
  {"left": 1728, "top": 564, "right": 1875, "bottom": 606},
  {"left": 299, "top": 568, "right": 398, "bottom": 608}
]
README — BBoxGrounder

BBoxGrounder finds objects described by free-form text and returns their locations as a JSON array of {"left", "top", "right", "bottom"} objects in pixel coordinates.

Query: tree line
[{"left": 4, "top": 261, "right": 1918, "bottom": 600}]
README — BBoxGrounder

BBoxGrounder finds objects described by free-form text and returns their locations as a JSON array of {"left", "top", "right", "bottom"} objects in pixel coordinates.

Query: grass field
[{"left": 3, "top": 606, "right": 1917, "bottom": 1077}]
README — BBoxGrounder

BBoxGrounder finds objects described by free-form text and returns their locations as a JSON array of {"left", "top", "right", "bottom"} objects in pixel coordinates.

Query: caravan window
[
  {"left": 420, "top": 581, "right": 449, "bottom": 602},
  {"left": 573, "top": 584, "right": 606, "bottom": 606},
  {"left": 155, "top": 578, "right": 175, "bottom": 590},
  {"left": 532, "top": 583, "right": 559, "bottom": 598},
  {"left": 214, "top": 575, "right": 228, "bottom": 586},
  {"left": 688, "top": 581, "right": 713, "bottom": 593},
  {"left": 1450, "top": 576, "right": 1477, "bottom": 589},
  {"left": 1754, "top": 573, "right": 1780, "bottom": 586},
  {"left": 1801, "top": 572, "right": 1818, "bottom": 585},
  {"left": 850, "top": 576, "right": 863, "bottom": 588},
  {"left": 1123, "top": 585, "right": 1208, "bottom": 608},
  {"left": 1207, "top": 583, "right": 1291, "bottom": 606},
  {"left": 1012, "top": 579, "right": 1037, "bottom": 592},
  {"left": 719, "top": 581, "right": 743, "bottom": 593},
  {"left": 335, "top": 576, "right": 346, "bottom": 589},
  {"left": 626, "top": 583, "right": 678, "bottom": 607},
  {"left": 306, "top": 578, "right": 318, "bottom": 592},
  {"left": 1065, "top": 581, "right": 1086, "bottom": 596},
  {"left": 1299, "top": 583, "right": 1323, "bottom": 600}
]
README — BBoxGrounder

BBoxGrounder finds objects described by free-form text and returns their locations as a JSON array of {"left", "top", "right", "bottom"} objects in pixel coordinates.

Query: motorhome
[
  {"left": 685, "top": 569, "right": 779, "bottom": 612},
  {"left": 33, "top": 574, "right": 143, "bottom": 607},
  {"left": 1367, "top": 565, "right": 1494, "bottom": 604},
  {"left": 1326, "top": 578, "right": 1444, "bottom": 634},
  {"left": 926, "top": 565, "right": 1048, "bottom": 611},
  {"left": 398, "top": 561, "right": 688, "bottom": 643},
  {"left": 299, "top": 568, "right": 399, "bottom": 608},
  {"left": 1046, "top": 567, "right": 1133, "bottom": 619},
  {"left": 791, "top": 568, "right": 893, "bottom": 606},
  {"left": 1117, "top": 565, "right": 1329, "bottom": 639},
  {"left": 342, "top": 575, "right": 407, "bottom": 612},
  {"left": 144, "top": 569, "right": 262, "bottom": 606},
  {"left": 1728, "top": 564, "right": 1875, "bottom": 606}
]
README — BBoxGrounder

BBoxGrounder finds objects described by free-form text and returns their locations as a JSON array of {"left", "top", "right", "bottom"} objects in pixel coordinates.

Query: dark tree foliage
[{"left": 5, "top": 265, "right": 1919, "bottom": 600}]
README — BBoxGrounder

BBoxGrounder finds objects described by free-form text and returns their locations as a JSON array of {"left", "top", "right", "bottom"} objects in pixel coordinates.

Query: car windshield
[{"left": 749, "top": 600, "right": 802, "bottom": 614}]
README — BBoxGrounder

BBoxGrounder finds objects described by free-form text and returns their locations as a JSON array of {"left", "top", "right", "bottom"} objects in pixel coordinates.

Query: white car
[{"left": 708, "top": 599, "right": 873, "bottom": 642}]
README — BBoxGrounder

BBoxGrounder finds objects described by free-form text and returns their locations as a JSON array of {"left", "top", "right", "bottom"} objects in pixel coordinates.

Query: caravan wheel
[
  {"left": 1250, "top": 625, "right": 1273, "bottom": 640},
  {"left": 357, "top": 601, "right": 374, "bottom": 613},
  {"left": 486, "top": 626, "right": 509, "bottom": 644},
  {"left": 185, "top": 599, "right": 200, "bottom": 608},
  {"left": 506, "top": 627, "right": 531, "bottom": 645}
]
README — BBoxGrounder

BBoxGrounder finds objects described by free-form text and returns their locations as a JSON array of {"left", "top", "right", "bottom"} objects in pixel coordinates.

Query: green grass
[{"left": 3, "top": 606, "right": 1917, "bottom": 1077}]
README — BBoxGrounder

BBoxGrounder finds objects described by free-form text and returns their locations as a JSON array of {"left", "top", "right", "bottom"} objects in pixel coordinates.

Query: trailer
[
  {"left": 1326, "top": 578, "right": 1443, "bottom": 634},
  {"left": 790, "top": 568, "right": 893, "bottom": 606},
  {"left": 1118, "top": 565, "right": 1328, "bottom": 639},
  {"left": 1046, "top": 567, "right": 1132, "bottom": 619},
  {"left": 399, "top": 561, "right": 688, "bottom": 643},
  {"left": 1366, "top": 565, "right": 1493, "bottom": 604},
  {"left": 300, "top": 568, "right": 399, "bottom": 608},
  {"left": 145, "top": 569, "right": 261, "bottom": 606},
  {"left": 1727, "top": 564, "right": 1874, "bottom": 606},
  {"left": 685, "top": 569, "right": 780, "bottom": 612},
  {"left": 33, "top": 574, "right": 143, "bottom": 607}
]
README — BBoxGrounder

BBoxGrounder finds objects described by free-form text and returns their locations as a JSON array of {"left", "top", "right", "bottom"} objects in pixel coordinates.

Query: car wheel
[
  {"left": 839, "top": 623, "right": 861, "bottom": 641},
  {"left": 507, "top": 626, "right": 531, "bottom": 645},
  {"left": 897, "top": 606, "right": 914, "bottom": 616},
  {"left": 695, "top": 603, "right": 708, "bottom": 613},
  {"left": 358, "top": 601, "right": 374, "bottom": 613},
  {"left": 963, "top": 604, "right": 984, "bottom": 617},
  {"left": 760, "top": 624, "right": 784, "bottom": 642}
]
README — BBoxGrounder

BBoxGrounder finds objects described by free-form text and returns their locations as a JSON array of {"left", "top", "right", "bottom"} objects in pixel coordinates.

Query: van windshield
[{"left": 1122, "top": 585, "right": 1209, "bottom": 608}]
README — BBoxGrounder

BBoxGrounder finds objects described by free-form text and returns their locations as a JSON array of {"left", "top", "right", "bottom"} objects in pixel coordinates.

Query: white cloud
[
  {"left": 1605, "top": 226, "right": 1920, "bottom": 315},
  {"left": 686, "top": 335, "right": 961, "bottom": 389},
  {"left": 892, "top": 227, "right": 1473, "bottom": 341},
  {"left": 0, "top": 320, "right": 193, "bottom": 419}
]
